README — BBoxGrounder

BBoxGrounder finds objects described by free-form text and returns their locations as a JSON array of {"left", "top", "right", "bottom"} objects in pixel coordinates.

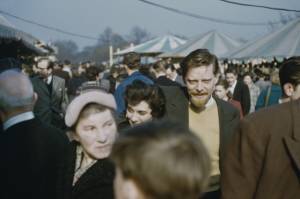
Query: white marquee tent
[
  {"left": 225, "top": 18, "right": 300, "bottom": 59},
  {"left": 159, "top": 30, "right": 243, "bottom": 58},
  {"left": 114, "top": 34, "right": 186, "bottom": 56}
]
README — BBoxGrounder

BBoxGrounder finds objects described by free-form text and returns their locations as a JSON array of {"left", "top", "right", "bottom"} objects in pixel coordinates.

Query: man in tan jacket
[{"left": 221, "top": 57, "right": 300, "bottom": 199}]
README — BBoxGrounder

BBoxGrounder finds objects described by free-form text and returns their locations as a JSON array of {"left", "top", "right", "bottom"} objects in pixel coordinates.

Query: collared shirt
[
  {"left": 114, "top": 71, "right": 153, "bottom": 115},
  {"left": 3, "top": 111, "right": 34, "bottom": 131},
  {"left": 46, "top": 75, "right": 53, "bottom": 85},
  {"left": 205, "top": 96, "right": 215, "bottom": 109},
  {"left": 228, "top": 80, "right": 237, "bottom": 95}
]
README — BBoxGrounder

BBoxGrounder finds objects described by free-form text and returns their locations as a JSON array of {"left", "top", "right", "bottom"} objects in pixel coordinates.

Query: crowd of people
[{"left": 0, "top": 50, "right": 300, "bottom": 199}]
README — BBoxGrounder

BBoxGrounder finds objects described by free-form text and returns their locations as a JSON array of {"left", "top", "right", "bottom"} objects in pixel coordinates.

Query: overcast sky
[{"left": 1, "top": 0, "right": 300, "bottom": 49}]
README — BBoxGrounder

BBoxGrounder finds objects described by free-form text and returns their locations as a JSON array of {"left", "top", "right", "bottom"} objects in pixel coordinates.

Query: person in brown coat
[{"left": 221, "top": 57, "right": 300, "bottom": 199}]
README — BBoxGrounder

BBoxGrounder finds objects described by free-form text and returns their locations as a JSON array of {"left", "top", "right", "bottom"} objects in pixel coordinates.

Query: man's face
[
  {"left": 185, "top": 64, "right": 217, "bottom": 109},
  {"left": 36, "top": 60, "right": 51, "bottom": 79},
  {"left": 243, "top": 75, "right": 252, "bottom": 86},
  {"left": 225, "top": 72, "right": 237, "bottom": 87}
]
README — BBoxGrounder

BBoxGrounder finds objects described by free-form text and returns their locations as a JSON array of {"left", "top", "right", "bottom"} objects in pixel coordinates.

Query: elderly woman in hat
[{"left": 63, "top": 89, "right": 117, "bottom": 199}]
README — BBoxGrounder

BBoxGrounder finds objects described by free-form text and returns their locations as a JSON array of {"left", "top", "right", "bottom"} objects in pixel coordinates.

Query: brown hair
[
  {"left": 123, "top": 52, "right": 141, "bottom": 70},
  {"left": 111, "top": 121, "right": 211, "bottom": 199},
  {"left": 152, "top": 60, "right": 167, "bottom": 74},
  {"left": 180, "top": 49, "right": 219, "bottom": 80}
]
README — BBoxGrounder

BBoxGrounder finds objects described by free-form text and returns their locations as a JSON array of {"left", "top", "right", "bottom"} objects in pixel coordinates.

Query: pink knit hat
[{"left": 65, "top": 90, "right": 116, "bottom": 127}]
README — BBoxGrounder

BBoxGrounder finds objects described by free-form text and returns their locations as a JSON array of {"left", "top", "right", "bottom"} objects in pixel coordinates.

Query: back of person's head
[
  {"left": 181, "top": 49, "right": 219, "bottom": 80},
  {"left": 125, "top": 80, "right": 166, "bottom": 119},
  {"left": 111, "top": 120, "right": 211, "bottom": 199},
  {"left": 85, "top": 65, "right": 99, "bottom": 81},
  {"left": 123, "top": 52, "right": 141, "bottom": 70},
  {"left": 152, "top": 60, "right": 167, "bottom": 74},
  {"left": 0, "top": 70, "right": 35, "bottom": 113},
  {"left": 279, "top": 56, "right": 300, "bottom": 89}
]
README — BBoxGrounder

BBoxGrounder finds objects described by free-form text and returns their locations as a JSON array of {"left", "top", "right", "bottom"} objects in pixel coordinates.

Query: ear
[
  {"left": 33, "top": 92, "right": 38, "bottom": 105},
  {"left": 283, "top": 83, "right": 294, "bottom": 97}
]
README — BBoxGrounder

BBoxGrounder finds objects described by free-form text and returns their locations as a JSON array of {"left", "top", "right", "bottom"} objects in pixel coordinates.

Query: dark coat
[
  {"left": 221, "top": 99, "right": 300, "bottom": 199},
  {"left": 232, "top": 80, "right": 251, "bottom": 115},
  {"left": 0, "top": 118, "right": 69, "bottom": 199},
  {"left": 159, "top": 86, "right": 240, "bottom": 168},
  {"left": 63, "top": 142, "right": 114, "bottom": 199},
  {"left": 155, "top": 76, "right": 182, "bottom": 87},
  {"left": 31, "top": 75, "right": 69, "bottom": 129}
]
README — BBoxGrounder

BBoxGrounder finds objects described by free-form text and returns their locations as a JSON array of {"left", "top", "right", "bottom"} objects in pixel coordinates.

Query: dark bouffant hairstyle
[
  {"left": 279, "top": 56, "right": 300, "bottom": 89},
  {"left": 125, "top": 80, "right": 166, "bottom": 118}
]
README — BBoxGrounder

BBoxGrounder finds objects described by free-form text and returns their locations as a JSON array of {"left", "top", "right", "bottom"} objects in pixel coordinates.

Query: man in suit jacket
[
  {"left": 221, "top": 57, "right": 300, "bottom": 199},
  {"left": 152, "top": 60, "right": 182, "bottom": 87},
  {"left": 31, "top": 57, "right": 69, "bottom": 129},
  {"left": 169, "top": 49, "right": 240, "bottom": 199},
  {"left": 0, "top": 70, "right": 69, "bottom": 199},
  {"left": 225, "top": 67, "right": 250, "bottom": 115}
]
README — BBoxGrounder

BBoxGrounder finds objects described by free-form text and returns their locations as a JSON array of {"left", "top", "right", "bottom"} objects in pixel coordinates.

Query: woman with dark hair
[
  {"left": 120, "top": 80, "right": 166, "bottom": 128},
  {"left": 63, "top": 89, "right": 117, "bottom": 199}
]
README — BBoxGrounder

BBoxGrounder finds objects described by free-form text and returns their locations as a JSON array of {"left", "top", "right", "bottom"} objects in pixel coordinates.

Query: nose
[
  {"left": 195, "top": 82, "right": 204, "bottom": 92},
  {"left": 96, "top": 129, "right": 108, "bottom": 143},
  {"left": 129, "top": 112, "right": 139, "bottom": 123}
]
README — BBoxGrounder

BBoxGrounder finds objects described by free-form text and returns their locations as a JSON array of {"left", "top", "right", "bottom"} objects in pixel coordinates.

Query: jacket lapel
[
  {"left": 284, "top": 99, "right": 300, "bottom": 172},
  {"left": 51, "top": 76, "right": 58, "bottom": 98}
]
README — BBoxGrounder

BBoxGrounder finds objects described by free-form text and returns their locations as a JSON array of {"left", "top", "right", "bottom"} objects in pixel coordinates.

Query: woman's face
[
  {"left": 214, "top": 85, "right": 227, "bottom": 100},
  {"left": 75, "top": 109, "right": 117, "bottom": 160},
  {"left": 126, "top": 100, "right": 152, "bottom": 126}
]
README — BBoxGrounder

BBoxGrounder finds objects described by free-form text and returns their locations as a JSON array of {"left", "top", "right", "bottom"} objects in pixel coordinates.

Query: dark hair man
[{"left": 31, "top": 57, "right": 69, "bottom": 129}]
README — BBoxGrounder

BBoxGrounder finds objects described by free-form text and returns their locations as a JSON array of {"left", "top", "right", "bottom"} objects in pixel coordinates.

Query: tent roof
[
  {"left": 0, "top": 14, "right": 47, "bottom": 56},
  {"left": 225, "top": 18, "right": 300, "bottom": 59},
  {"left": 159, "top": 30, "right": 243, "bottom": 58},
  {"left": 114, "top": 34, "right": 186, "bottom": 55}
]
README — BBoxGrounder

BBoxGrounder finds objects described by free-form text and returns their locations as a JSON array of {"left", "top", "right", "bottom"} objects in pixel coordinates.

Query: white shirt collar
[
  {"left": 3, "top": 112, "right": 34, "bottom": 131},
  {"left": 205, "top": 96, "right": 215, "bottom": 108},
  {"left": 47, "top": 75, "right": 53, "bottom": 84},
  {"left": 228, "top": 80, "right": 237, "bottom": 94}
]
